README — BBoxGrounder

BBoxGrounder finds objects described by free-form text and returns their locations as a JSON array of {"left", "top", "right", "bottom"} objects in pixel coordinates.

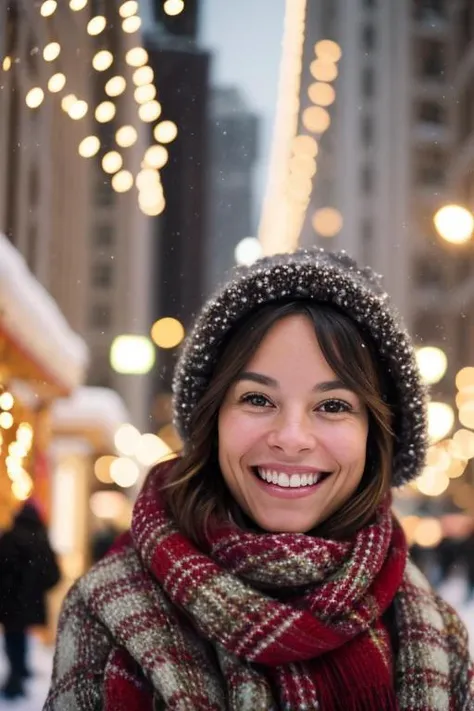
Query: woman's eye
[
  {"left": 318, "top": 399, "right": 352, "bottom": 414},
  {"left": 240, "top": 393, "right": 273, "bottom": 408}
]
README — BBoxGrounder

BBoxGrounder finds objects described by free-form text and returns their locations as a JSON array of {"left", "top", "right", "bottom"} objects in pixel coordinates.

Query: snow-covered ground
[{"left": 0, "top": 576, "right": 473, "bottom": 709}]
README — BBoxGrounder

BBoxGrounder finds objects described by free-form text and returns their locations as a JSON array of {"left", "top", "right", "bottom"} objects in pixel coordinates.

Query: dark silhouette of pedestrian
[{"left": 0, "top": 502, "right": 60, "bottom": 699}]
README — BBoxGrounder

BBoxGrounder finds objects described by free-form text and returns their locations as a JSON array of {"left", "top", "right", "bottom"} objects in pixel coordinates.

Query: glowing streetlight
[
  {"left": 434, "top": 204, "right": 474, "bottom": 245},
  {"left": 415, "top": 346, "right": 447, "bottom": 385}
]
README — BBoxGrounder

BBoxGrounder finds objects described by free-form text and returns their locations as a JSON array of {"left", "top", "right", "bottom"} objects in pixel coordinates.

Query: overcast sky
[{"left": 198, "top": 0, "right": 285, "bottom": 230}]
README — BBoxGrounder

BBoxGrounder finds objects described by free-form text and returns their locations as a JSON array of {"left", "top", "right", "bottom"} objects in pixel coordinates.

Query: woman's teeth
[{"left": 256, "top": 468, "right": 327, "bottom": 488}]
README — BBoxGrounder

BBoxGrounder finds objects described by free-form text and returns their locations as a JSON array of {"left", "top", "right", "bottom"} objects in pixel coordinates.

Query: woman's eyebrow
[{"left": 235, "top": 372, "right": 354, "bottom": 393}]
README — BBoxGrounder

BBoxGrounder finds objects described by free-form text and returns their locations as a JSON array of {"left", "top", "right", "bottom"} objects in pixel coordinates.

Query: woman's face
[{"left": 218, "top": 314, "right": 369, "bottom": 533}]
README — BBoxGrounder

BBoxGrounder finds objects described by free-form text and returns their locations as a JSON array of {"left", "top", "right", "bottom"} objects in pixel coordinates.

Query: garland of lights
[
  {"left": 257, "top": 0, "right": 342, "bottom": 254},
  {"left": 18, "top": 0, "right": 180, "bottom": 217}
]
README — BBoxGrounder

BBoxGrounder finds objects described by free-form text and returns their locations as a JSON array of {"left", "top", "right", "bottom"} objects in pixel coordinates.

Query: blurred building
[
  {"left": 142, "top": 0, "right": 211, "bottom": 433},
  {"left": 206, "top": 86, "right": 259, "bottom": 295},
  {"left": 298, "top": 0, "right": 461, "bottom": 393},
  {"left": 0, "top": 0, "right": 155, "bottom": 430},
  {"left": 447, "top": 0, "right": 474, "bottom": 376}
]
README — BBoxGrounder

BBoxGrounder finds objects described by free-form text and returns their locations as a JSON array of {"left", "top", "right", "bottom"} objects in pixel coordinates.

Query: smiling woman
[{"left": 44, "top": 248, "right": 474, "bottom": 711}]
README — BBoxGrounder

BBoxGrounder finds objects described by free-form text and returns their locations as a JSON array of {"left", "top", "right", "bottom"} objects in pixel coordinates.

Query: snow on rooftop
[
  {"left": 52, "top": 387, "right": 131, "bottom": 447},
  {"left": 0, "top": 233, "right": 89, "bottom": 391}
]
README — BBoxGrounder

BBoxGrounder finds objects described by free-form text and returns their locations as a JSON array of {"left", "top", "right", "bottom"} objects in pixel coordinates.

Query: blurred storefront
[
  {"left": 48, "top": 386, "right": 132, "bottom": 637},
  {"left": 0, "top": 233, "right": 88, "bottom": 529}
]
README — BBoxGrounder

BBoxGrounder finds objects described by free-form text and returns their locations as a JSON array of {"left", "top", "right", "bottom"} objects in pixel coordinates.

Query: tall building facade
[
  {"left": 299, "top": 0, "right": 459, "bottom": 392},
  {"left": 142, "top": 0, "right": 211, "bottom": 431},
  {"left": 0, "top": 0, "right": 156, "bottom": 429},
  {"left": 206, "top": 86, "right": 259, "bottom": 294}
]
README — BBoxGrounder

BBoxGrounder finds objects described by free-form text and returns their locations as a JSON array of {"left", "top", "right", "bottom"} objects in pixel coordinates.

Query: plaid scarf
[{"left": 45, "top": 464, "right": 474, "bottom": 710}]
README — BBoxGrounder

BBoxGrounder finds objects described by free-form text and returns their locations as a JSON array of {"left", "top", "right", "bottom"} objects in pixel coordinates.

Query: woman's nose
[{"left": 267, "top": 411, "right": 315, "bottom": 454}]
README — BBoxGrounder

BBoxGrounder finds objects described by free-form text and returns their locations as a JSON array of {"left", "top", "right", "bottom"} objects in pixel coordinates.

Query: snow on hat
[{"left": 172, "top": 247, "right": 427, "bottom": 486}]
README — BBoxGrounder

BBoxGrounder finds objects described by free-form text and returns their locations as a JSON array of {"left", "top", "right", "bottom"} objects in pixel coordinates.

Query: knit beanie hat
[{"left": 172, "top": 248, "right": 427, "bottom": 487}]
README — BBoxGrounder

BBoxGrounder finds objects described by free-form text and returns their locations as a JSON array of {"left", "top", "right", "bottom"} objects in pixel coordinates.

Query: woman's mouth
[{"left": 251, "top": 466, "right": 332, "bottom": 490}]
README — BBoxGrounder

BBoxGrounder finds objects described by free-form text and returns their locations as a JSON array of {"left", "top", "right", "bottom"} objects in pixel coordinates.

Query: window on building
[
  {"left": 361, "top": 164, "right": 374, "bottom": 193},
  {"left": 419, "top": 39, "right": 446, "bottom": 78},
  {"left": 90, "top": 304, "right": 112, "bottom": 330},
  {"left": 363, "top": 0, "right": 376, "bottom": 8},
  {"left": 413, "top": 0, "right": 446, "bottom": 21},
  {"left": 361, "top": 114, "right": 374, "bottom": 146},
  {"left": 94, "top": 223, "right": 114, "bottom": 247},
  {"left": 362, "top": 66, "right": 375, "bottom": 97},
  {"left": 416, "top": 148, "right": 446, "bottom": 185},
  {"left": 95, "top": 176, "right": 114, "bottom": 207},
  {"left": 417, "top": 101, "right": 445, "bottom": 124},
  {"left": 29, "top": 165, "right": 39, "bottom": 205},
  {"left": 458, "top": 83, "right": 474, "bottom": 145},
  {"left": 362, "top": 24, "right": 376, "bottom": 52},
  {"left": 413, "top": 254, "right": 443, "bottom": 288},
  {"left": 92, "top": 262, "right": 113, "bottom": 288},
  {"left": 361, "top": 218, "right": 374, "bottom": 264}
]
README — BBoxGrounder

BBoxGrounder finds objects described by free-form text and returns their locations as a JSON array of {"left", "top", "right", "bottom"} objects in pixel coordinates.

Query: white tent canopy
[
  {"left": 52, "top": 387, "right": 130, "bottom": 450},
  {"left": 0, "top": 233, "right": 88, "bottom": 392}
]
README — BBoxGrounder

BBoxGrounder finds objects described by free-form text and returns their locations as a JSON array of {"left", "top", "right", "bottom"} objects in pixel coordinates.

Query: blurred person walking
[{"left": 0, "top": 502, "right": 60, "bottom": 700}]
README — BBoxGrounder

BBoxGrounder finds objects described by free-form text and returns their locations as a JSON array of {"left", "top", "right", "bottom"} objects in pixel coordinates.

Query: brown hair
[{"left": 162, "top": 301, "right": 394, "bottom": 546}]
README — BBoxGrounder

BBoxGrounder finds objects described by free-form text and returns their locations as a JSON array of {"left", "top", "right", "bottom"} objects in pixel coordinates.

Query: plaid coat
[{"left": 43, "top": 530, "right": 474, "bottom": 711}]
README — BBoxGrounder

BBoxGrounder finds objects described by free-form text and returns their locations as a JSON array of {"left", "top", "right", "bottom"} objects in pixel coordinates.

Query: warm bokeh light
[
  {"left": 119, "top": 0, "right": 138, "bottom": 18},
  {"left": 0, "top": 392, "right": 14, "bottom": 411},
  {"left": 48, "top": 73, "right": 66, "bottom": 93},
  {"left": 234, "top": 237, "right": 263, "bottom": 266},
  {"left": 289, "top": 155, "right": 317, "bottom": 178},
  {"left": 90, "top": 491, "right": 128, "bottom": 519},
  {"left": 427, "top": 401, "right": 454, "bottom": 442},
  {"left": 95, "top": 101, "right": 116, "bottom": 122},
  {"left": 92, "top": 50, "right": 114, "bottom": 72},
  {"left": 78, "top": 135, "right": 100, "bottom": 158},
  {"left": 25, "top": 87, "right": 44, "bottom": 109},
  {"left": 110, "top": 457, "right": 140, "bottom": 488},
  {"left": 413, "top": 518, "right": 443, "bottom": 547},
  {"left": 459, "top": 402, "right": 474, "bottom": 429},
  {"left": 135, "top": 168, "right": 161, "bottom": 190},
  {"left": 12, "top": 474, "right": 33, "bottom": 501},
  {"left": 416, "top": 346, "right": 447, "bottom": 385},
  {"left": 456, "top": 366, "right": 474, "bottom": 390},
  {"left": 308, "top": 82, "right": 336, "bottom": 107},
  {"left": 138, "top": 100, "right": 162, "bottom": 122},
  {"left": 164, "top": 0, "right": 185, "bottom": 16},
  {"left": 110, "top": 335, "right": 156, "bottom": 374},
  {"left": 43, "top": 42, "right": 61, "bottom": 62},
  {"left": 292, "top": 134, "right": 319, "bottom": 158},
  {"left": 434, "top": 204, "right": 474, "bottom": 245},
  {"left": 314, "top": 39, "right": 342, "bottom": 63},
  {"left": 135, "top": 434, "right": 171, "bottom": 466},
  {"left": 416, "top": 466, "right": 450, "bottom": 497},
  {"left": 302, "top": 106, "right": 331, "bottom": 134},
  {"left": 2, "top": 56, "right": 12, "bottom": 71},
  {"left": 151, "top": 317, "right": 185, "bottom": 349},
  {"left": 111, "top": 170, "right": 134, "bottom": 193},
  {"left": 105, "top": 76, "right": 127, "bottom": 97},
  {"left": 125, "top": 47, "right": 149, "bottom": 68},
  {"left": 0, "top": 412, "right": 14, "bottom": 430},
  {"left": 115, "top": 125, "right": 138, "bottom": 147},
  {"left": 69, "top": 0, "right": 88, "bottom": 9},
  {"left": 94, "top": 455, "right": 116, "bottom": 484},
  {"left": 134, "top": 84, "right": 157, "bottom": 104},
  {"left": 122, "top": 15, "right": 142, "bottom": 32},
  {"left": 451, "top": 429, "right": 474, "bottom": 459},
  {"left": 114, "top": 423, "right": 141, "bottom": 457},
  {"left": 68, "top": 100, "right": 88, "bottom": 120},
  {"left": 144, "top": 145, "right": 169, "bottom": 169},
  {"left": 311, "top": 207, "right": 343, "bottom": 237},
  {"left": 102, "top": 151, "right": 123, "bottom": 174},
  {"left": 40, "top": 0, "right": 57, "bottom": 17},
  {"left": 310, "top": 59, "right": 338, "bottom": 82},
  {"left": 87, "top": 15, "right": 106, "bottom": 35},
  {"left": 61, "top": 94, "right": 77, "bottom": 113},
  {"left": 132, "top": 66, "right": 154, "bottom": 86},
  {"left": 153, "top": 120, "right": 178, "bottom": 144}
]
